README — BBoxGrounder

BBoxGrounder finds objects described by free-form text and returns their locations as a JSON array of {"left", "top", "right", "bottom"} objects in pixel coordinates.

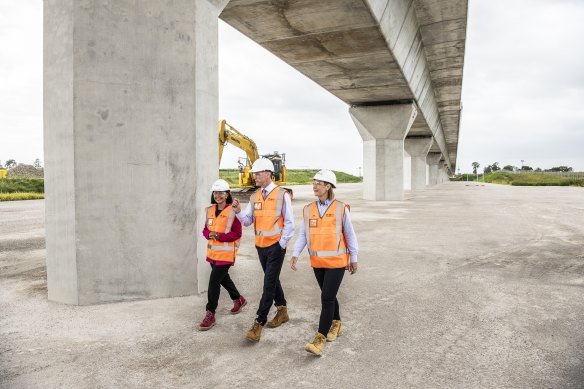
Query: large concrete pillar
[
  {"left": 438, "top": 163, "right": 450, "bottom": 183},
  {"left": 439, "top": 164, "right": 451, "bottom": 183},
  {"left": 404, "top": 137, "right": 433, "bottom": 191},
  {"left": 426, "top": 153, "right": 442, "bottom": 186},
  {"left": 44, "top": 1, "right": 222, "bottom": 304},
  {"left": 349, "top": 104, "right": 417, "bottom": 200}
]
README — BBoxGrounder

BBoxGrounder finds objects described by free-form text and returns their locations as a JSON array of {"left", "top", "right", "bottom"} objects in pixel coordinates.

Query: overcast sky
[{"left": 1, "top": 0, "right": 583, "bottom": 174}]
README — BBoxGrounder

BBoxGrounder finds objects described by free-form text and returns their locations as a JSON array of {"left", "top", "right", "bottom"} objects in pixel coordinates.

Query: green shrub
[
  {"left": 0, "top": 178, "right": 44, "bottom": 193},
  {"left": 218, "top": 169, "right": 362, "bottom": 187},
  {"left": 477, "top": 172, "right": 584, "bottom": 187}
]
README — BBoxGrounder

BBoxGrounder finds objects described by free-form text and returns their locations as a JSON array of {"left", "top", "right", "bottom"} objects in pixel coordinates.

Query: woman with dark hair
[
  {"left": 291, "top": 169, "right": 359, "bottom": 355},
  {"left": 199, "top": 179, "right": 247, "bottom": 330}
]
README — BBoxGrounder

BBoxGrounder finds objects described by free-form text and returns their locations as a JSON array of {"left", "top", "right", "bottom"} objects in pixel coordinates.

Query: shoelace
[{"left": 204, "top": 312, "right": 213, "bottom": 322}]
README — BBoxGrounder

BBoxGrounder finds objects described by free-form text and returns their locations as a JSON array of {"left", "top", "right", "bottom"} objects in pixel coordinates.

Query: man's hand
[
  {"left": 209, "top": 232, "right": 220, "bottom": 240},
  {"left": 348, "top": 262, "right": 358, "bottom": 275},
  {"left": 232, "top": 198, "right": 241, "bottom": 214},
  {"left": 290, "top": 256, "right": 298, "bottom": 271}
]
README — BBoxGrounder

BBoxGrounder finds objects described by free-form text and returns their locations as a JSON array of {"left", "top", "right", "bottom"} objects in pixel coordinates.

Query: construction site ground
[{"left": 1, "top": 182, "right": 583, "bottom": 388}]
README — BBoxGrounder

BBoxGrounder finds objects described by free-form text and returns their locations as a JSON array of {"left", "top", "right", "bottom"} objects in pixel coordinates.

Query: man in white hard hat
[{"left": 232, "top": 158, "right": 294, "bottom": 342}]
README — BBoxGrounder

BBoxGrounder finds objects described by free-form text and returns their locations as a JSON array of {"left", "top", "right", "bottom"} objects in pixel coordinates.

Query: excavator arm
[
  {"left": 218, "top": 119, "right": 260, "bottom": 165},
  {"left": 217, "top": 119, "right": 288, "bottom": 191}
]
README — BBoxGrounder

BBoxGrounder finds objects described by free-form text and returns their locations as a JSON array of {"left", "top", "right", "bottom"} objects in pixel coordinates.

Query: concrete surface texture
[
  {"left": 2, "top": 183, "right": 584, "bottom": 388},
  {"left": 43, "top": 1, "right": 222, "bottom": 304},
  {"left": 220, "top": 0, "right": 467, "bottom": 170}
]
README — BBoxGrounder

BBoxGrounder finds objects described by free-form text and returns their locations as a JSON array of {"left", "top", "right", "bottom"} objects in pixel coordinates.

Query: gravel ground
[{"left": 1, "top": 183, "right": 583, "bottom": 388}]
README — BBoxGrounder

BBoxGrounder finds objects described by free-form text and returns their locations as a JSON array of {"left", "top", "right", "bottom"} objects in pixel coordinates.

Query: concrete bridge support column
[
  {"left": 349, "top": 104, "right": 417, "bottom": 201},
  {"left": 438, "top": 164, "right": 450, "bottom": 183},
  {"left": 426, "top": 153, "right": 442, "bottom": 185},
  {"left": 404, "top": 137, "right": 433, "bottom": 191},
  {"left": 44, "top": 0, "right": 223, "bottom": 304}
]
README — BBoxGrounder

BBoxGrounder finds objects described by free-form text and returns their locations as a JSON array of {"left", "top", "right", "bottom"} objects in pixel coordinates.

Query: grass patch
[
  {"left": 219, "top": 169, "right": 362, "bottom": 187},
  {"left": 480, "top": 172, "right": 584, "bottom": 187},
  {"left": 0, "top": 178, "right": 44, "bottom": 193},
  {"left": 0, "top": 192, "right": 45, "bottom": 201},
  {"left": 219, "top": 169, "right": 240, "bottom": 186}
]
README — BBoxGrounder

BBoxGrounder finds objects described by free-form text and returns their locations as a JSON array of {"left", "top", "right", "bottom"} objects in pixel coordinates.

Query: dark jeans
[
  {"left": 206, "top": 263, "right": 240, "bottom": 313},
  {"left": 313, "top": 267, "right": 345, "bottom": 335},
  {"left": 255, "top": 242, "right": 287, "bottom": 325}
]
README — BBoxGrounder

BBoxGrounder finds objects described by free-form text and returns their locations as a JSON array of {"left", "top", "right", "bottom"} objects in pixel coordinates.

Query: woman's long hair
[{"left": 327, "top": 186, "right": 335, "bottom": 200}]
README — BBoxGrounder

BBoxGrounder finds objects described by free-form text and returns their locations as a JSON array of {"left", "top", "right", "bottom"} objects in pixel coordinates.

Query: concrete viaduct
[{"left": 44, "top": 0, "right": 467, "bottom": 304}]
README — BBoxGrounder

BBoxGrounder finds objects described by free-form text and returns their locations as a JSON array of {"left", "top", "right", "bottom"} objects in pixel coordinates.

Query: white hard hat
[
  {"left": 210, "top": 179, "right": 230, "bottom": 192},
  {"left": 250, "top": 158, "right": 274, "bottom": 173},
  {"left": 313, "top": 169, "right": 336, "bottom": 188}
]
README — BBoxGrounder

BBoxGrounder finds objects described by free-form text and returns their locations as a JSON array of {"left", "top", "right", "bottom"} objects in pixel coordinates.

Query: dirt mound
[{"left": 7, "top": 164, "right": 44, "bottom": 178}]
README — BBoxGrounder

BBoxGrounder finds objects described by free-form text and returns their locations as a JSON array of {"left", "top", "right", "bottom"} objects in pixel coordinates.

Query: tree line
[
  {"left": 0, "top": 159, "right": 42, "bottom": 169},
  {"left": 471, "top": 162, "right": 574, "bottom": 174}
]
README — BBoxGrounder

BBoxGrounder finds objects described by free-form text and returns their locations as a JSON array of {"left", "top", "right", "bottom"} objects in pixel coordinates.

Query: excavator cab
[{"left": 262, "top": 152, "right": 286, "bottom": 184}]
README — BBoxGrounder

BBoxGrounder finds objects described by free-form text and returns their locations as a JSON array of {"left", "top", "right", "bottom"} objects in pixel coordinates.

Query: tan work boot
[
  {"left": 266, "top": 305, "right": 289, "bottom": 328},
  {"left": 304, "top": 332, "right": 327, "bottom": 355},
  {"left": 326, "top": 320, "right": 342, "bottom": 342},
  {"left": 245, "top": 320, "right": 263, "bottom": 342}
]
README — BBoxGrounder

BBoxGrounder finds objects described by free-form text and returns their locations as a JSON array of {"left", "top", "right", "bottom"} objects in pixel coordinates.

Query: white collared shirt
[{"left": 236, "top": 181, "right": 294, "bottom": 248}]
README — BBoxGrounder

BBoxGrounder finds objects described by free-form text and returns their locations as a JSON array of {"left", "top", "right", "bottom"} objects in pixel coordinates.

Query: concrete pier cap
[{"left": 349, "top": 103, "right": 417, "bottom": 201}]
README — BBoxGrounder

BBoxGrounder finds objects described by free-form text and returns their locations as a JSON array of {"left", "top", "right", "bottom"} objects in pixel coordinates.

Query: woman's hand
[
  {"left": 348, "top": 262, "right": 358, "bottom": 275},
  {"left": 290, "top": 256, "right": 298, "bottom": 271}
]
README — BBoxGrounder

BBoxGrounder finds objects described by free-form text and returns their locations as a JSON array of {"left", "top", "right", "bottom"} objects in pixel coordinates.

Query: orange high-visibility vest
[
  {"left": 205, "top": 205, "right": 240, "bottom": 263},
  {"left": 304, "top": 200, "right": 349, "bottom": 268},
  {"left": 251, "top": 187, "right": 285, "bottom": 248}
]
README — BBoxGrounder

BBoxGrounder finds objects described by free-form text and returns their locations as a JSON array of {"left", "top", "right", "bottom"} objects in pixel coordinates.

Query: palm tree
[{"left": 471, "top": 162, "right": 480, "bottom": 174}]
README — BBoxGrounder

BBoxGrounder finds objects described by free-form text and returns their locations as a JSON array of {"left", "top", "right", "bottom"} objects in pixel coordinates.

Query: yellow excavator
[{"left": 218, "top": 119, "right": 287, "bottom": 189}]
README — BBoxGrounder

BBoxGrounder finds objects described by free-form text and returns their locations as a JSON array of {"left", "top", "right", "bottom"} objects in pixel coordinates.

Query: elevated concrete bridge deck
[{"left": 221, "top": 0, "right": 467, "bottom": 172}]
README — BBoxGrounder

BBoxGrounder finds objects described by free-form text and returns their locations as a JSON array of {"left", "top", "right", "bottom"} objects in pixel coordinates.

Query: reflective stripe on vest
[
  {"left": 252, "top": 187, "right": 285, "bottom": 247},
  {"left": 304, "top": 200, "right": 349, "bottom": 268},
  {"left": 206, "top": 205, "right": 240, "bottom": 262}
]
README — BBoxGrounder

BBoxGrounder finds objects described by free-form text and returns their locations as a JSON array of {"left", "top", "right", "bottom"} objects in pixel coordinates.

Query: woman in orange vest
[
  {"left": 199, "top": 179, "right": 247, "bottom": 331},
  {"left": 291, "top": 169, "right": 359, "bottom": 355}
]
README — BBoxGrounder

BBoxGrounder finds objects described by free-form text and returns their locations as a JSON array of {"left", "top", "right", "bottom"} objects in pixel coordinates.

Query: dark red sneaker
[
  {"left": 198, "top": 311, "right": 215, "bottom": 331},
  {"left": 230, "top": 296, "right": 247, "bottom": 314}
]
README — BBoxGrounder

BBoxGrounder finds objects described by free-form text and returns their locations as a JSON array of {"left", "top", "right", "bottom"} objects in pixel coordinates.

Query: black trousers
[
  {"left": 255, "top": 242, "right": 287, "bottom": 325},
  {"left": 206, "top": 263, "right": 240, "bottom": 313},
  {"left": 313, "top": 267, "right": 345, "bottom": 335}
]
